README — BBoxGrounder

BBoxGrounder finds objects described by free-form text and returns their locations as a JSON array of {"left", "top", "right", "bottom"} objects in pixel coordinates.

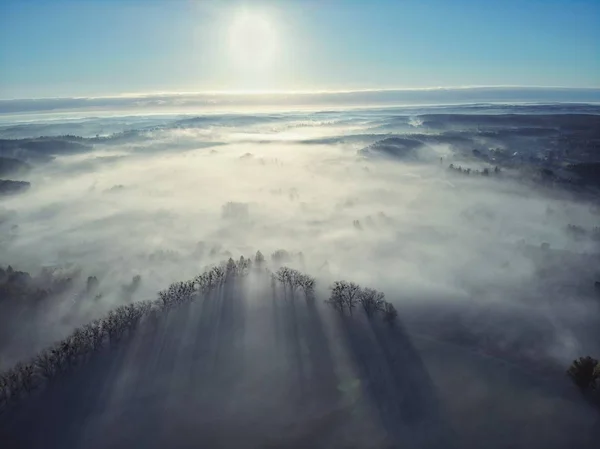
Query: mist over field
[{"left": 1, "top": 101, "right": 600, "bottom": 448}]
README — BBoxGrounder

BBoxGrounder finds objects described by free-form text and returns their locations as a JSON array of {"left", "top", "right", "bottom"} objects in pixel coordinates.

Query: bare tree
[
  {"left": 1, "top": 259, "right": 333, "bottom": 408},
  {"left": 123, "top": 303, "right": 142, "bottom": 330},
  {"left": 137, "top": 300, "right": 153, "bottom": 319},
  {"left": 159, "top": 280, "right": 195, "bottom": 310},
  {"left": 214, "top": 266, "right": 225, "bottom": 286},
  {"left": 84, "top": 319, "right": 105, "bottom": 351},
  {"left": 327, "top": 281, "right": 347, "bottom": 313},
  {"left": 105, "top": 310, "right": 125, "bottom": 345},
  {"left": 359, "top": 288, "right": 385, "bottom": 318},
  {"left": 71, "top": 327, "right": 90, "bottom": 357},
  {"left": 17, "top": 362, "right": 35, "bottom": 393},
  {"left": 158, "top": 290, "right": 171, "bottom": 309},
  {"left": 6, "top": 367, "right": 21, "bottom": 398},
  {"left": 195, "top": 272, "right": 209, "bottom": 293},
  {"left": 289, "top": 269, "right": 304, "bottom": 298},
  {"left": 276, "top": 267, "right": 295, "bottom": 297},
  {"left": 35, "top": 350, "right": 57, "bottom": 381},
  {"left": 298, "top": 273, "right": 316, "bottom": 301},
  {"left": 339, "top": 281, "right": 361, "bottom": 315},
  {"left": 381, "top": 301, "right": 398, "bottom": 325},
  {"left": 59, "top": 336, "right": 79, "bottom": 367}
]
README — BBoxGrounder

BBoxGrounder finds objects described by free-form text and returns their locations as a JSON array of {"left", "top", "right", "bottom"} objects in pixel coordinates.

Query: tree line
[
  {"left": 325, "top": 280, "right": 397, "bottom": 324},
  {"left": 0, "top": 253, "right": 258, "bottom": 410},
  {"left": 2, "top": 252, "right": 595, "bottom": 413},
  {"left": 0, "top": 250, "right": 396, "bottom": 411},
  {"left": 269, "top": 267, "right": 398, "bottom": 325}
]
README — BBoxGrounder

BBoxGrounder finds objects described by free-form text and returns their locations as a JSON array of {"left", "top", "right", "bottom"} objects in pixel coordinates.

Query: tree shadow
[
  {"left": 209, "top": 277, "right": 248, "bottom": 398},
  {"left": 303, "top": 298, "right": 340, "bottom": 408},
  {"left": 266, "top": 286, "right": 347, "bottom": 446},
  {"left": 0, "top": 329, "right": 145, "bottom": 449},
  {"left": 281, "top": 294, "right": 307, "bottom": 402},
  {"left": 337, "top": 313, "right": 457, "bottom": 449}
]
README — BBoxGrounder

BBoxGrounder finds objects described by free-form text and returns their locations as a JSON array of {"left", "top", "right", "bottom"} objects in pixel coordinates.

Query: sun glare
[{"left": 228, "top": 11, "right": 278, "bottom": 72}]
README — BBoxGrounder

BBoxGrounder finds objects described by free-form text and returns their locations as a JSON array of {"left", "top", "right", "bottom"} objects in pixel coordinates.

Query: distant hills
[
  {"left": 0, "top": 156, "right": 31, "bottom": 196},
  {"left": 0, "top": 137, "right": 90, "bottom": 163},
  {"left": 0, "top": 156, "right": 30, "bottom": 177},
  {"left": 0, "top": 180, "right": 30, "bottom": 196}
]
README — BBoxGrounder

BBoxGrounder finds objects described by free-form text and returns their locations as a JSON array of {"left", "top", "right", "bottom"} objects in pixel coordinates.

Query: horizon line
[{"left": 2, "top": 85, "right": 600, "bottom": 102}]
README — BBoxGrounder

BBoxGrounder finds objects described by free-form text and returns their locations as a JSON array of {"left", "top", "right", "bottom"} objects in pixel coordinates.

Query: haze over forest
[
  {"left": 1, "top": 98, "right": 600, "bottom": 448},
  {"left": 1, "top": 0, "right": 600, "bottom": 448}
]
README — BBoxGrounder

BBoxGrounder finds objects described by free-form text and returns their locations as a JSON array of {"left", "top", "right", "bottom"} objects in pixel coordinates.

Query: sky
[{"left": 0, "top": 0, "right": 599, "bottom": 99}]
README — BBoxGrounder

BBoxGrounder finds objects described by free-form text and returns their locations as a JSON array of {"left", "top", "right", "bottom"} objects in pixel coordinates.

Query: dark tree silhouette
[
  {"left": 17, "top": 362, "right": 35, "bottom": 393},
  {"left": 327, "top": 281, "right": 347, "bottom": 313},
  {"left": 568, "top": 356, "right": 599, "bottom": 390},
  {"left": 289, "top": 269, "right": 304, "bottom": 298},
  {"left": 6, "top": 366, "right": 22, "bottom": 399},
  {"left": 381, "top": 301, "right": 398, "bottom": 325},
  {"left": 86, "top": 276, "right": 99, "bottom": 294},
  {"left": 359, "top": 287, "right": 385, "bottom": 318},
  {"left": 297, "top": 273, "right": 316, "bottom": 301},
  {"left": 35, "top": 350, "right": 57, "bottom": 380},
  {"left": 343, "top": 281, "right": 361, "bottom": 315},
  {"left": 83, "top": 319, "right": 105, "bottom": 351},
  {"left": 326, "top": 281, "right": 361, "bottom": 314},
  {"left": 275, "top": 266, "right": 295, "bottom": 296},
  {"left": 254, "top": 250, "right": 265, "bottom": 268}
]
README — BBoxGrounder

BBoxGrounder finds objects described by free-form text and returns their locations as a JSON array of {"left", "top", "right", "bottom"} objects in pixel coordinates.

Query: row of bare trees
[
  {"left": 0, "top": 252, "right": 311, "bottom": 408},
  {"left": 0, "top": 252, "right": 397, "bottom": 410},
  {"left": 326, "top": 281, "right": 397, "bottom": 324},
  {"left": 272, "top": 266, "right": 316, "bottom": 300},
  {"left": 0, "top": 254, "right": 263, "bottom": 410},
  {"left": 0, "top": 300, "right": 157, "bottom": 408},
  {"left": 269, "top": 267, "right": 397, "bottom": 324}
]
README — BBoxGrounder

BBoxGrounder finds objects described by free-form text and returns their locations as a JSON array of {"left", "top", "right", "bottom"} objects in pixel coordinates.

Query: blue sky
[{"left": 0, "top": 0, "right": 599, "bottom": 99}]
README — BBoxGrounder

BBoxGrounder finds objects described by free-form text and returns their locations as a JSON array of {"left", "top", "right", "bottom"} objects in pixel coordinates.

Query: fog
[{"left": 1, "top": 106, "right": 599, "bottom": 447}]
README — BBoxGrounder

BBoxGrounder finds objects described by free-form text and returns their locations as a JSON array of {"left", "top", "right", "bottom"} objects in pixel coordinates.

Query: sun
[{"left": 228, "top": 11, "right": 278, "bottom": 72}]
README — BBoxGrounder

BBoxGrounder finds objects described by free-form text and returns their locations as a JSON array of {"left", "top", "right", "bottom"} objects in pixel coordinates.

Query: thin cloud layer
[{"left": 1, "top": 86, "right": 600, "bottom": 115}]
